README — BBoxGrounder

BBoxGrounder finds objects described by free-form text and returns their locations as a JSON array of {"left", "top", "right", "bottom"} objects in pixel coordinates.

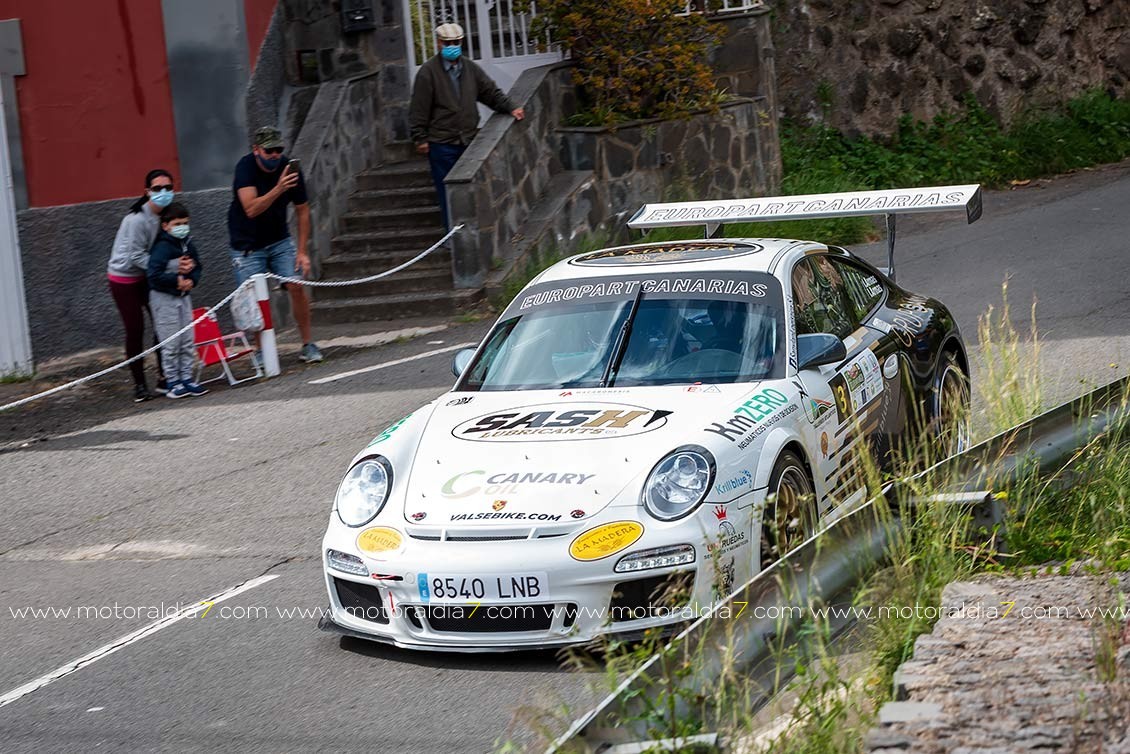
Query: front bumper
[{"left": 320, "top": 522, "right": 704, "bottom": 652}]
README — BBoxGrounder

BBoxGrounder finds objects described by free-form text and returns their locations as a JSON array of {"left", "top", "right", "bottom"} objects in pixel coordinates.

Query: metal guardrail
[{"left": 549, "top": 375, "right": 1130, "bottom": 753}]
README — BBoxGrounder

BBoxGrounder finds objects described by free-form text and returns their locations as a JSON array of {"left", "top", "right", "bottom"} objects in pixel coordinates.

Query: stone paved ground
[{"left": 868, "top": 572, "right": 1130, "bottom": 753}]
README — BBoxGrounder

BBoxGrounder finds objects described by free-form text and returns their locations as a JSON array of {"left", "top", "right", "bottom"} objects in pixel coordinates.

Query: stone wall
[
  {"left": 869, "top": 573, "right": 1130, "bottom": 752},
  {"left": 291, "top": 72, "right": 385, "bottom": 279},
  {"left": 446, "top": 64, "right": 577, "bottom": 289},
  {"left": 772, "top": 0, "right": 1130, "bottom": 136},
  {"left": 558, "top": 97, "right": 779, "bottom": 226}
]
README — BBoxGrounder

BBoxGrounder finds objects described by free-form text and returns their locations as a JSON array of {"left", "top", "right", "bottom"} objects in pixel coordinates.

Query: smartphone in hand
[{"left": 286, "top": 159, "right": 301, "bottom": 174}]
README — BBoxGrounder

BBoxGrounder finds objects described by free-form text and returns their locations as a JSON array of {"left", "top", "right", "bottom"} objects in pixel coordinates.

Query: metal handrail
[{"left": 548, "top": 375, "right": 1130, "bottom": 752}]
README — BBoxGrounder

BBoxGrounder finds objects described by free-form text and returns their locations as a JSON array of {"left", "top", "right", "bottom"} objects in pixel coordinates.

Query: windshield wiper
[{"left": 600, "top": 283, "right": 645, "bottom": 387}]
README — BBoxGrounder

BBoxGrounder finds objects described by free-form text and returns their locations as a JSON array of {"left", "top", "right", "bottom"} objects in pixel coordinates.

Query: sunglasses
[
  {"left": 149, "top": 184, "right": 174, "bottom": 192},
  {"left": 261, "top": 147, "right": 285, "bottom": 155},
  {"left": 442, "top": 40, "right": 462, "bottom": 46}
]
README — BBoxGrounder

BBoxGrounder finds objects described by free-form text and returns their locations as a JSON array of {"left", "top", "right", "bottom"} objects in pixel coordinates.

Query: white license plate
[{"left": 417, "top": 572, "right": 548, "bottom": 603}]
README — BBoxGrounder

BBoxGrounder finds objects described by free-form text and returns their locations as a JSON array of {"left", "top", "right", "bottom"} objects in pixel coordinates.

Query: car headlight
[
  {"left": 642, "top": 446, "right": 715, "bottom": 521},
  {"left": 336, "top": 457, "right": 393, "bottom": 527}
]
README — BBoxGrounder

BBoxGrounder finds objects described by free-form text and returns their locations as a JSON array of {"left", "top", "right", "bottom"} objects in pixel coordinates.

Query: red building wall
[
  {"left": 4, "top": 0, "right": 181, "bottom": 207},
  {"left": 244, "top": 0, "right": 276, "bottom": 68}
]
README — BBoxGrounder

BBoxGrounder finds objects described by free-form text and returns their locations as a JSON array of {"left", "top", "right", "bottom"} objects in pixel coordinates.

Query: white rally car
[{"left": 319, "top": 185, "right": 981, "bottom": 651}]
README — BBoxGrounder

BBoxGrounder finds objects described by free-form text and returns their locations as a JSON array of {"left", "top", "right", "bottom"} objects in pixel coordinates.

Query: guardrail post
[{"left": 251, "top": 273, "right": 280, "bottom": 377}]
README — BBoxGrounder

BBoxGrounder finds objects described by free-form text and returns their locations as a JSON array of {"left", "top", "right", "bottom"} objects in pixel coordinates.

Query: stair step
[
  {"left": 312, "top": 289, "right": 482, "bottom": 324},
  {"left": 341, "top": 206, "right": 443, "bottom": 233},
  {"left": 348, "top": 186, "right": 438, "bottom": 212},
  {"left": 332, "top": 228, "right": 447, "bottom": 255},
  {"left": 313, "top": 269, "right": 454, "bottom": 300},
  {"left": 322, "top": 248, "right": 450, "bottom": 277},
  {"left": 356, "top": 162, "right": 433, "bottom": 190}
]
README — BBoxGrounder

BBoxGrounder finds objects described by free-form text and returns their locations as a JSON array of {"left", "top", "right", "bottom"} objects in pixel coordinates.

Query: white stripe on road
[
  {"left": 0, "top": 574, "right": 279, "bottom": 710},
  {"left": 308, "top": 342, "right": 478, "bottom": 385}
]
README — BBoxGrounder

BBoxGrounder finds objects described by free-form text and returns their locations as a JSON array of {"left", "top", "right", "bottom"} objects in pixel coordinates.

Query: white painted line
[
  {"left": 308, "top": 342, "right": 477, "bottom": 385},
  {"left": 0, "top": 574, "right": 279, "bottom": 710}
]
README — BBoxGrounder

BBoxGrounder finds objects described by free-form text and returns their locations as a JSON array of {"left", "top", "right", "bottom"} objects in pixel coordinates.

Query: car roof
[{"left": 531, "top": 238, "right": 828, "bottom": 286}]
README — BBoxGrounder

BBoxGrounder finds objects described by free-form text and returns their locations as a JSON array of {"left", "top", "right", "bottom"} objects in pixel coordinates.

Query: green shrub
[{"left": 527, "top": 0, "right": 724, "bottom": 125}]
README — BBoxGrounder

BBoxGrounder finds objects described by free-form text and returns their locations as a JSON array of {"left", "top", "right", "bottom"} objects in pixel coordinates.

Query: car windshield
[{"left": 460, "top": 272, "right": 786, "bottom": 391}]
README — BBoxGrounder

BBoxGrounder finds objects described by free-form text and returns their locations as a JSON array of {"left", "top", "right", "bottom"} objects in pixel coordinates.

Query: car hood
[{"left": 399, "top": 386, "right": 751, "bottom": 526}]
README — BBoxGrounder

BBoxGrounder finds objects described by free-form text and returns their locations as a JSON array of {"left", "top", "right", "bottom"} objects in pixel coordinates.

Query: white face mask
[{"left": 169, "top": 225, "right": 190, "bottom": 240}]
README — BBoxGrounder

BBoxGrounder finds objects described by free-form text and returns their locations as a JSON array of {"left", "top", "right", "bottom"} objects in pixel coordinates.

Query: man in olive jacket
[{"left": 409, "top": 22, "right": 525, "bottom": 229}]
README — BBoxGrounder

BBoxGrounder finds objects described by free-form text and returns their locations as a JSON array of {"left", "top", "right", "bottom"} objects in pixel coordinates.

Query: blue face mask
[
  {"left": 441, "top": 44, "right": 462, "bottom": 62},
  {"left": 169, "top": 225, "right": 190, "bottom": 240},
  {"left": 259, "top": 154, "right": 282, "bottom": 171},
  {"left": 149, "top": 188, "right": 175, "bottom": 208}
]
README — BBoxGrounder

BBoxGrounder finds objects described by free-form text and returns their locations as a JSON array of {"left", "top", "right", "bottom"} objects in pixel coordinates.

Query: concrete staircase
[{"left": 311, "top": 160, "right": 480, "bottom": 325}]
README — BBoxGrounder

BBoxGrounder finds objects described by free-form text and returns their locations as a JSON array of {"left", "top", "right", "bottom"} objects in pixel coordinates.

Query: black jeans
[
  {"left": 108, "top": 277, "right": 164, "bottom": 387},
  {"left": 427, "top": 141, "right": 467, "bottom": 230}
]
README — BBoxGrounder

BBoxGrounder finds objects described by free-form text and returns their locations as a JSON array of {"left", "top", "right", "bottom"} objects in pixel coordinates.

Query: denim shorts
[{"left": 230, "top": 237, "right": 298, "bottom": 287}]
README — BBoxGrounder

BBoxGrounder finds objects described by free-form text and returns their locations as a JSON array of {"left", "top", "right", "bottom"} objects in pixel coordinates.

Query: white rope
[
  {"left": 264, "top": 224, "right": 462, "bottom": 288},
  {"left": 0, "top": 226, "right": 464, "bottom": 413},
  {"left": 0, "top": 281, "right": 253, "bottom": 414}
]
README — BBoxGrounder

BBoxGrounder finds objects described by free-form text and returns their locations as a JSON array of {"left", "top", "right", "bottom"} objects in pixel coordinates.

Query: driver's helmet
[{"left": 707, "top": 300, "right": 746, "bottom": 350}]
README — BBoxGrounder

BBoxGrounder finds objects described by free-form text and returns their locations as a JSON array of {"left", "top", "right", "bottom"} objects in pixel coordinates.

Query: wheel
[
  {"left": 759, "top": 451, "right": 816, "bottom": 569},
  {"left": 931, "top": 352, "right": 971, "bottom": 459}
]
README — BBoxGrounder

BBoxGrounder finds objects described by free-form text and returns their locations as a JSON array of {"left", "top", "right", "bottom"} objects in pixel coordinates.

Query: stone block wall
[
  {"left": 291, "top": 73, "right": 385, "bottom": 279},
  {"left": 446, "top": 64, "right": 577, "bottom": 288},
  {"left": 773, "top": 0, "right": 1130, "bottom": 136},
  {"left": 559, "top": 97, "right": 779, "bottom": 227}
]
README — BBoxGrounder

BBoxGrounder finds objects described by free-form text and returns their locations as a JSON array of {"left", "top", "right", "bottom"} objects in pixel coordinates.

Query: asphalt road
[{"left": 1, "top": 160, "right": 1128, "bottom": 753}]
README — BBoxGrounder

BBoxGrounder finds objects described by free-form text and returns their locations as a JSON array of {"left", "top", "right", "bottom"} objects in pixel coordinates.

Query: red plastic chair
[{"left": 193, "top": 308, "right": 263, "bottom": 386}]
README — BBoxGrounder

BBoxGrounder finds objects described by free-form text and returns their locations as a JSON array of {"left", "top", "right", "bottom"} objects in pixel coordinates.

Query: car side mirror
[
  {"left": 796, "top": 334, "right": 846, "bottom": 371},
  {"left": 452, "top": 348, "right": 475, "bottom": 377}
]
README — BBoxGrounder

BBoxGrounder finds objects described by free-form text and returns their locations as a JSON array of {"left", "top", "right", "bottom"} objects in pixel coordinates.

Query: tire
[
  {"left": 759, "top": 451, "right": 816, "bottom": 569},
  {"left": 931, "top": 351, "right": 971, "bottom": 459}
]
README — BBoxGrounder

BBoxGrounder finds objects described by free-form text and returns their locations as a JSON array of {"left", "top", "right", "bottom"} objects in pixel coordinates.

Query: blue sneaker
[
  {"left": 182, "top": 382, "right": 209, "bottom": 397},
  {"left": 299, "top": 342, "right": 324, "bottom": 363},
  {"left": 166, "top": 383, "right": 189, "bottom": 399}
]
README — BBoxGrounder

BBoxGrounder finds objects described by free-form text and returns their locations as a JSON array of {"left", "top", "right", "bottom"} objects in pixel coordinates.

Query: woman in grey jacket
[{"left": 107, "top": 169, "right": 191, "bottom": 402}]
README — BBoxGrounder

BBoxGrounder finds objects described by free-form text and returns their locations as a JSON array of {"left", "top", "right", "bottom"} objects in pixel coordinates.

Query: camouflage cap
[{"left": 253, "top": 126, "right": 284, "bottom": 150}]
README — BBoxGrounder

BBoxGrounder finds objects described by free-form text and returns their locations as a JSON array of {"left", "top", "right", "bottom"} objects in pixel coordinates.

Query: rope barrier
[
  {"left": 0, "top": 225, "right": 463, "bottom": 414},
  {"left": 264, "top": 224, "right": 461, "bottom": 288}
]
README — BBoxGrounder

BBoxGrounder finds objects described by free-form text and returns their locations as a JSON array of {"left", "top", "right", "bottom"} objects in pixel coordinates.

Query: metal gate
[{"left": 403, "top": 0, "right": 562, "bottom": 99}]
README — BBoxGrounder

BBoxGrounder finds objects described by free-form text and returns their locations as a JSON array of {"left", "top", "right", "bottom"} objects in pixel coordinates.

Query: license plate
[{"left": 417, "top": 572, "right": 548, "bottom": 603}]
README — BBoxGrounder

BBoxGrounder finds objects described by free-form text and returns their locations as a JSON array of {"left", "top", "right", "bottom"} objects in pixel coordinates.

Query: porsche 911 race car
[{"left": 319, "top": 184, "right": 981, "bottom": 651}]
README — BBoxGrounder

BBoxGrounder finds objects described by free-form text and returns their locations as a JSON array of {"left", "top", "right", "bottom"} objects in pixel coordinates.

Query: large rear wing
[{"left": 627, "top": 184, "right": 982, "bottom": 281}]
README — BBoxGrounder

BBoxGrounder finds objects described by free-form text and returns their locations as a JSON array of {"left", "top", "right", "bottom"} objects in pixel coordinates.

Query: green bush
[{"left": 526, "top": 0, "right": 724, "bottom": 125}]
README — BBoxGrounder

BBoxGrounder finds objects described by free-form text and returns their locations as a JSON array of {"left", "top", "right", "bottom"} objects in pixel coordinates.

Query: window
[
  {"left": 791, "top": 257, "right": 856, "bottom": 340},
  {"left": 829, "top": 258, "right": 885, "bottom": 323},
  {"left": 460, "top": 274, "right": 787, "bottom": 391}
]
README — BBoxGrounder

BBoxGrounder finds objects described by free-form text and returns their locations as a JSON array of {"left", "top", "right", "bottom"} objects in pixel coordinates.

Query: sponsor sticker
[
  {"left": 803, "top": 396, "right": 836, "bottom": 427},
  {"left": 440, "top": 470, "right": 596, "bottom": 499},
  {"left": 571, "top": 242, "right": 760, "bottom": 266},
  {"left": 704, "top": 388, "right": 798, "bottom": 449},
  {"left": 829, "top": 350, "right": 883, "bottom": 421},
  {"left": 366, "top": 414, "right": 411, "bottom": 447},
  {"left": 446, "top": 396, "right": 474, "bottom": 406},
  {"left": 569, "top": 521, "right": 644, "bottom": 561},
  {"left": 706, "top": 506, "right": 748, "bottom": 554},
  {"left": 449, "top": 511, "right": 563, "bottom": 522},
  {"left": 356, "top": 527, "right": 403, "bottom": 555},
  {"left": 714, "top": 468, "right": 753, "bottom": 497},
  {"left": 454, "top": 403, "right": 672, "bottom": 443}
]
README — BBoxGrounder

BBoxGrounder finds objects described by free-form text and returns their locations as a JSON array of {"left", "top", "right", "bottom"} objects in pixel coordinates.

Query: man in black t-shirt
[{"left": 228, "top": 126, "right": 322, "bottom": 363}]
